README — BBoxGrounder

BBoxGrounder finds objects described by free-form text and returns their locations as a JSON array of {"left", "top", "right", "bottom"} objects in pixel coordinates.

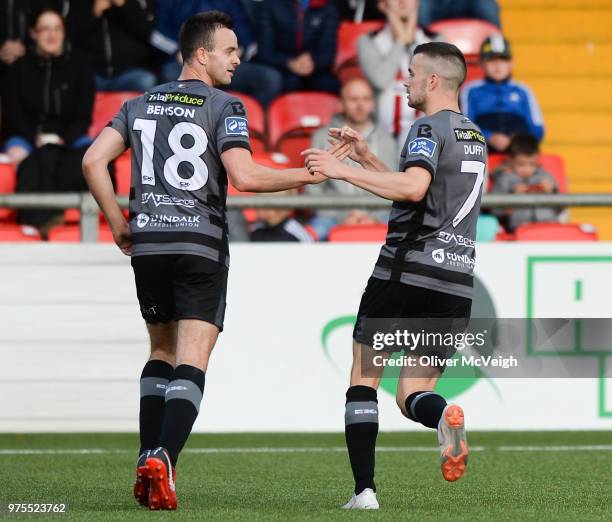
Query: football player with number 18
[{"left": 82, "top": 11, "right": 325, "bottom": 511}]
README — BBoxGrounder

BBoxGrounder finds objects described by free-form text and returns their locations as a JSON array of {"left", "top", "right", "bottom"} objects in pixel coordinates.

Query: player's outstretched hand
[
  {"left": 302, "top": 148, "right": 346, "bottom": 179},
  {"left": 111, "top": 221, "right": 133, "bottom": 256},
  {"left": 328, "top": 126, "right": 370, "bottom": 164}
]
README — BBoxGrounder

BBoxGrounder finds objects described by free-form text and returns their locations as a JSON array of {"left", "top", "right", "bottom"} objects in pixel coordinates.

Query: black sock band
[
  {"left": 345, "top": 385, "right": 378, "bottom": 495},
  {"left": 405, "top": 391, "right": 447, "bottom": 429},
  {"left": 159, "top": 364, "right": 205, "bottom": 467},
  {"left": 139, "top": 359, "right": 174, "bottom": 455}
]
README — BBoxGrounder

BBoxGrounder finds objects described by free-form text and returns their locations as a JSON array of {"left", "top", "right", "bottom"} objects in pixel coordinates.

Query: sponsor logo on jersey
[
  {"left": 146, "top": 105, "right": 195, "bottom": 118},
  {"left": 453, "top": 128, "right": 485, "bottom": 144},
  {"left": 145, "top": 214, "right": 201, "bottom": 228},
  {"left": 147, "top": 92, "right": 206, "bottom": 106},
  {"left": 142, "top": 192, "right": 195, "bottom": 208},
  {"left": 136, "top": 213, "right": 150, "bottom": 228},
  {"left": 437, "top": 231, "right": 476, "bottom": 248},
  {"left": 225, "top": 116, "right": 248, "bottom": 136},
  {"left": 446, "top": 252, "right": 475, "bottom": 269},
  {"left": 432, "top": 248, "right": 445, "bottom": 264},
  {"left": 408, "top": 138, "right": 437, "bottom": 158}
]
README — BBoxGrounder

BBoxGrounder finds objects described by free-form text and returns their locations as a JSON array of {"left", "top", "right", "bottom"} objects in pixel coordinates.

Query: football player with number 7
[
  {"left": 303, "top": 42, "right": 487, "bottom": 510},
  {"left": 82, "top": 11, "right": 325, "bottom": 511}
]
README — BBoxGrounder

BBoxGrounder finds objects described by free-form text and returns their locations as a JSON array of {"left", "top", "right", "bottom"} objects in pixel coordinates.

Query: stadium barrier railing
[{"left": 1, "top": 193, "right": 612, "bottom": 242}]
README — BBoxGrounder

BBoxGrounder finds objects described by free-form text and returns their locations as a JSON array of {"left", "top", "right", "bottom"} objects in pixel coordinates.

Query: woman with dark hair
[{"left": 3, "top": 7, "right": 95, "bottom": 235}]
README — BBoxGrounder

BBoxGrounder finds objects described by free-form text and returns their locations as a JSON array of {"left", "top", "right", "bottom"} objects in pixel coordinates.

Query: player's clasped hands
[{"left": 302, "top": 125, "right": 368, "bottom": 178}]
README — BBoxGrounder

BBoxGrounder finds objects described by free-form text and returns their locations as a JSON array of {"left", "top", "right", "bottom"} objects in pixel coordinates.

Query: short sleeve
[
  {"left": 107, "top": 102, "right": 130, "bottom": 147},
  {"left": 399, "top": 119, "right": 442, "bottom": 178},
  {"left": 215, "top": 97, "right": 252, "bottom": 154}
]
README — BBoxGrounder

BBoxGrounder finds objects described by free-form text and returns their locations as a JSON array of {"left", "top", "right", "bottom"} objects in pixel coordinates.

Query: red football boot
[{"left": 145, "top": 447, "right": 177, "bottom": 510}]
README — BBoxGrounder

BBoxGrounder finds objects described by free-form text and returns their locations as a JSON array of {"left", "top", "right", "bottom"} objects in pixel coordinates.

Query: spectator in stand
[
  {"left": 152, "top": 1, "right": 282, "bottom": 108},
  {"left": 3, "top": 7, "right": 94, "bottom": 164},
  {"left": 461, "top": 35, "right": 545, "bottom": 153},
  {"left": 305, "top": 77, "right": 395, "bottom": 240},
  {"left": 251, "top": 190, "right": 313, "bottom": 242},
  {"left": 3, "top": 7, "right": 94, "bottom": 235},
  {"left": 418, "top": 0, "right": 500, "bottom": 28},
  {"left": 66, "top": 0, "right": 156, "bottom": 92},
  {"left": 358, "top": 0, "right": 441, "bottom": 147},
  {"left": 255, "top": 0, "right": 340, "bottom": 94},
  {"left": 492, "top": 134, "right": 560, "bottom": 232},
  {"left": 334, "top": 0, "right": 385, "bottom": 22}
]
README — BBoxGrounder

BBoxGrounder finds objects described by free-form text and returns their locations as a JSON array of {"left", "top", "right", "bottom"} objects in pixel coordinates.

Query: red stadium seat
[
  {"left": 227, "top": 91, "right": 267, "bottom": 152},
  {"left": 495, "top": 230, "right": 515, "bottom": 241},
  {"left": 487, "top": 153, "right": 506, "bottom": 173},
  {"left": 47, "top": 224, "right": 115, "bottom": 242},
  {"left": 465, "top": 62, "right": 484, "bottom": 83},
  {"left": 268, "top": 93, "right": 341, "bottom": 167},
  {"left": 88, "top": 91, "right": 142, "bottom": 138},
  {"left": 428, "top": 19, "right": 501, "bottom": 61},
  {"left": 540, "top": 154, "right": 568, "bottom": 193},
  {"left": 328, "top": 224, "right": 388, "bottom": 242},
  {"left": 64, "top": 209, "right": 80, "bottom": 223},
  {"left": 335, "top": 20, "right": 385, "bottom": 71},
  {"left": 0, "top": 163, "right": 17, "bottom": 221},
  {"left": 514, "top": 223, "right": 598, "bottom": 241},
  {"left": 0, "top": 224, "right": 42, "bottom": 241}
]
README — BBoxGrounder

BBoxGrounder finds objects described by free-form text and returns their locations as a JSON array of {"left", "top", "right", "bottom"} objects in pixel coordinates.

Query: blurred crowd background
[{"left": 0, "top": 0, "right": 608, "bottom": 243}]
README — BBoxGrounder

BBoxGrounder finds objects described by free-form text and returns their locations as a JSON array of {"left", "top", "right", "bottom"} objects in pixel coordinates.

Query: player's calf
[{"left": 344, "top": 385, "right": 379, "bottom": 501}]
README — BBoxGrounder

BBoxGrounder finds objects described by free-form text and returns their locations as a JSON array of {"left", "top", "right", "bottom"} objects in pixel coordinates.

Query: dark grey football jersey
[
  {"left": 109, "top": 79, "right": 251, "bottom": 266},
  {"left": 372, "top": 110, "right": 487, "bottom": 299}
]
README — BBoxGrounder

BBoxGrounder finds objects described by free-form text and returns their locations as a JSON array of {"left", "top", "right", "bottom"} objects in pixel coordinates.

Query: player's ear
[
  {"left": 428, "top": 73, "right": 438, "bottom": 92},
  {"left": 196, "top": 47, "right": 208, "bottom": 66}
]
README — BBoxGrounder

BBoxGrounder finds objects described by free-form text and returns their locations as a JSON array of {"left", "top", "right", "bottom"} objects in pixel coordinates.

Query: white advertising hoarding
[{"left": 0, "top": 243, "right": 611, "bottom": 432}]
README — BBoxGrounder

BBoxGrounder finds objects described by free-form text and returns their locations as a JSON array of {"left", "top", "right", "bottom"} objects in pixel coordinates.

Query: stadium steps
[{"left": 499, "top": 0, "right": 612, "bottom": 238}]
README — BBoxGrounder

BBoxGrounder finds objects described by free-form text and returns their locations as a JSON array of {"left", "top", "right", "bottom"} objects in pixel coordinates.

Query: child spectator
[
  {"left": 255, "top": 0, "right": 340, "bottom": 94},
  {"left": 251, "top": 190, "right": 313, "bottom": 242},
  {"left": 305, "top": 77, "right": 395, "bottom": 240},
  {"left": 461, "top": 35, "right": 545, "bottom": 153},
  {"left": 492, "top": 134, "right": 560, "bottom": 232},
  {"left": 358, "top": 0, "right": 440, "bottom": 146}
]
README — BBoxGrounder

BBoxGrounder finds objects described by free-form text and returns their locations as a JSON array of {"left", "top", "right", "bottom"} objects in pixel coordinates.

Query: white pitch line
[
  {"left": 2, "top": 445, "right": 612, "bottom": 456},
  {"left": 0, "top": 446, "right": 485, "bottom": 456},
  {"left": 499, "top": 445, "right": 612, "bottom": 452}
]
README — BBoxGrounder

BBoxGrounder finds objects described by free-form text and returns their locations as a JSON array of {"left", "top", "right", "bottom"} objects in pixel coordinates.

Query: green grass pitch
[{"left": 2, "top": 432, "right": 612, "bottom": 521}]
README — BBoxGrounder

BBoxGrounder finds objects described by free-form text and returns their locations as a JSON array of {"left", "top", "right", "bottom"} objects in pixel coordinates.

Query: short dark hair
[
  {"left": 413, "top": 42, "right": 467, "bottom": 89},
  {"left": 508, "top": 134, "right": 540, "bottom": 156},
  {"left": 179, "top": 11, "right": 234, "bottom": 62},
  {"left": 30, "top": 7, "right": 65, "bottom": 29}
]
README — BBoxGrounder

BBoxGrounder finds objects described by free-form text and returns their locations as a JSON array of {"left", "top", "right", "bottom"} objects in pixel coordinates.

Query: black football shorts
[
  {"left": 131, "top": 254, "right": 228, "bottom": 330},
  {"left": 353, "top": 277, "right": 472, "bottom": 357}
]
